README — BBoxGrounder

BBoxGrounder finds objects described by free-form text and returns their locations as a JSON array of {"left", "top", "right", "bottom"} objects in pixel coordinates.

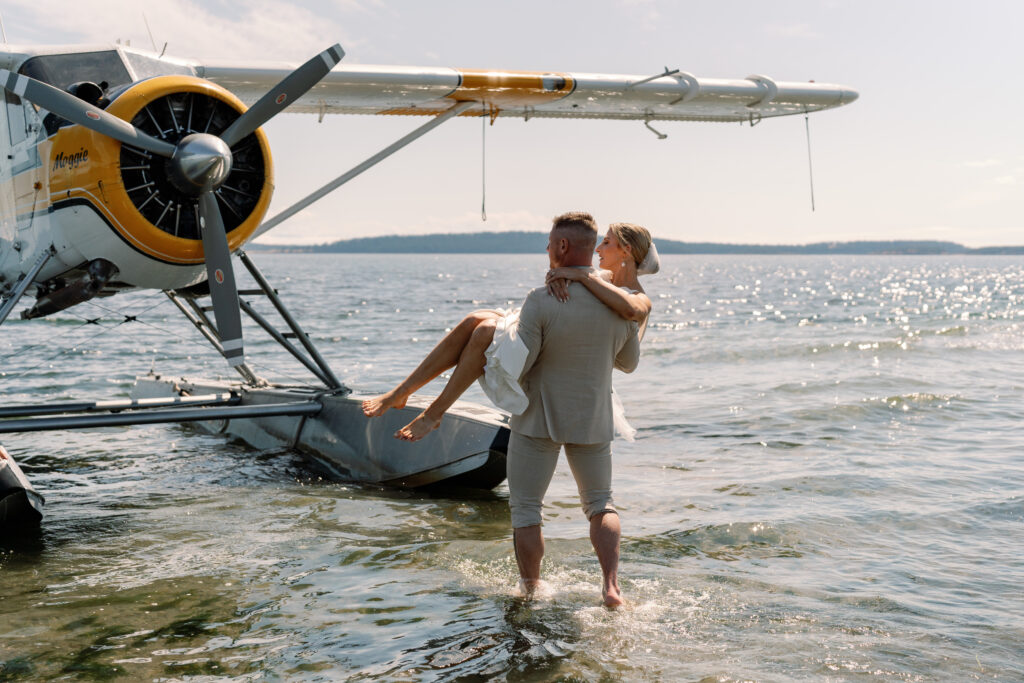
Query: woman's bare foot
[
  {"left": 395, "top": 412, "right": 441, "bottom": 441},
  {"left": 361, "top": 390, "right": 407, "bottom": 417}
]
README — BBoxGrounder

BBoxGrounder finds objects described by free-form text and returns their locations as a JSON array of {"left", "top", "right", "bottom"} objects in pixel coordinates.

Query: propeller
[
  {"left": 220, "top": 44, "right": 344, "bottom": 148},
  {"left": 0, "top": 44, "right": 344, "bottom": 368}
]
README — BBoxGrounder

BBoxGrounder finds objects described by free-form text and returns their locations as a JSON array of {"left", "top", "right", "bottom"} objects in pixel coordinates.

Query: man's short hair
[{"left": 551, "top": 211, "right": 598, "bottom": 252}]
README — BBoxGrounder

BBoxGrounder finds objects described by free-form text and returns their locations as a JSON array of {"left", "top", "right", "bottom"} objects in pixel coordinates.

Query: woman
[{"left": 361, "top": 222, "right": 659, "bottom": 441}]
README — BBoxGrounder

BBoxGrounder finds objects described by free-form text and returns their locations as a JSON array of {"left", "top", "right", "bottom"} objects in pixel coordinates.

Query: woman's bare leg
[
  {"left": 396, "top": 317, "right": 497, "bottom": 441},
  {"left": 362, "top": 310, "right": 501, "bottom": 417}
]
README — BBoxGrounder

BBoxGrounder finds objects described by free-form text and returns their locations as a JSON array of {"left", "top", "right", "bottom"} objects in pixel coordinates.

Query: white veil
[{"left": 637, "top": 241, "right": 660, "bottom": 276}]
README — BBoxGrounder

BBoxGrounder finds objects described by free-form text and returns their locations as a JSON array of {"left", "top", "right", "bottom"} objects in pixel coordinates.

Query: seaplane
[{"left": 0, "top": 40, "right": 858, "bottom": 530}]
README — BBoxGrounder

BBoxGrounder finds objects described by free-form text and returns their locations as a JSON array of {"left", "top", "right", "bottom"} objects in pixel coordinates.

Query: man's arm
[
  {"left": 515, "top": 289, "right": 545, "bottom": 381},
  {"left": 614, "top": 322, "right": 641, "bottom": 373}
]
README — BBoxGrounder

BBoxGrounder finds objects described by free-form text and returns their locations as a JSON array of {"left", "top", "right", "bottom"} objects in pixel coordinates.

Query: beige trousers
[{"left": 507, "top": 431, "right": 616, "bottom": 529}]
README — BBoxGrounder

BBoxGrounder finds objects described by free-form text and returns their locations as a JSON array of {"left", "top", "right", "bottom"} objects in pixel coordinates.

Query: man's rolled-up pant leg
[
  {"left": 564, "top": 441, "right": 615, "bottom": 520},
  {"left": 507, "top": 432, "right": 561, "bottom": 528}
]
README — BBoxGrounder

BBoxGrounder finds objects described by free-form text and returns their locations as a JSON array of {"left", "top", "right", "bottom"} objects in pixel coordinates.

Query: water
[{"left": 1, "top": 254, "right": 1022, "bottom": 681}]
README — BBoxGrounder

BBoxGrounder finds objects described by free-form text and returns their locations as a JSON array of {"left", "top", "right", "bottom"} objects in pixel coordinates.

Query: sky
[{"left": 2, "top": 0, "right": 1022, "bottom": 247}]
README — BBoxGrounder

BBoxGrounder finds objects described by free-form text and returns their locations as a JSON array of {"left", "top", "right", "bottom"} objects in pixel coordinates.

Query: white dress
[
  {"left": 477, "top": 307, "right": 531, "bottom": 416},
  {"left": 477, "top": 292, "right": 645, "bottom": 442}
]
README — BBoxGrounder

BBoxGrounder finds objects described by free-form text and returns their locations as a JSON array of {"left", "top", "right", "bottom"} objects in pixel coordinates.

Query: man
[{"left": 508, "top": 211, "right": 641, "bottom": 607}]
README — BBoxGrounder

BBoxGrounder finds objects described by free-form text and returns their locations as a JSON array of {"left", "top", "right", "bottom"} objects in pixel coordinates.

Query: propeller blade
[
  {"left": 219, "top": 44, "right": 344, "bottom": 148},
  {"left": 197, "top": 192, "right": 245, "bottom": 367},
  {"left": 0, "top": 70, "right": 176, "bottom": 158}
]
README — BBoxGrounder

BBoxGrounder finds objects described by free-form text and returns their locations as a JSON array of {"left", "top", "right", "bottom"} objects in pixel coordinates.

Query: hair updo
[{"left": 608, "top": 222, "right": 652, "bottom": 266}]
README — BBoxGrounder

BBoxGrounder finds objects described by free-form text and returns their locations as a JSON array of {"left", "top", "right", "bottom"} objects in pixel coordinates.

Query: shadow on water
[
  {"left": 390, "top": 596, "right": 588, "bottom": 682},
  {"left": 0, "top": 526, "right": 45, "bottom": 563},
  {"left": 299, "top": 453, "right": 507, "bottom": 499},
  {"left": 0, "top": 520, "right": 42, "bottom": 544}
]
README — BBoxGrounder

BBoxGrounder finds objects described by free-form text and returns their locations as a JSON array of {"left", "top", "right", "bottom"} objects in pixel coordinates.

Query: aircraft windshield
[
  {"left": 18, "top": 51, "right": 132, "bottom": 92},
  {"left": 122, "top": 52, "right": 195, "bottom": 80}
]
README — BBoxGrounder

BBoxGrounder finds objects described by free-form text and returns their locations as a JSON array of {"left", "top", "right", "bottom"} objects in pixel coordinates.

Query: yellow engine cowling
[{"left": 46, "top": 75, "right": 274, "bottom": 266}]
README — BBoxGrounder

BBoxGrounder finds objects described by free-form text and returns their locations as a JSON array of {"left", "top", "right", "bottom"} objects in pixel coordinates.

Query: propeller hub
[{"left": 169, "top": 133, "right": 233, "bottom": 194}]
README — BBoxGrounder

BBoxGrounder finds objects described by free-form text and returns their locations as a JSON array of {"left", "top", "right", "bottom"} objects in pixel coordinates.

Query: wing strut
[
  {"left": 0, "top": 248, "right": 53, "bottom": 327},
  {"left": 252, "top": 100, "right": 477, "bottom": 240}
]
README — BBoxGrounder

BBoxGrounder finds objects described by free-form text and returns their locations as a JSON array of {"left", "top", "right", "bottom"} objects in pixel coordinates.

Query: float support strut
[
  {"left": 237, "top": 250, "right": 345, "bottom": 391},
  {"left": 0, "top": 247, "right": 53, "bottom": 326},
  {"left": 0, "top": 401, "right": 321, "bottom": 434}
]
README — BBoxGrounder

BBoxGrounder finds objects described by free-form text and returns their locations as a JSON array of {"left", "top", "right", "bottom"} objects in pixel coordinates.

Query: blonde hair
[{"left": 608, "top": 222, "right": 652, "bottom": 266}]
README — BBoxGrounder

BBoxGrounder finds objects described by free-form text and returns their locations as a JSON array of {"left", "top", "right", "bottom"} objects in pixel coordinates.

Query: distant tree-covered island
[{"left": 248, "top": 232, "right": 1024, "bottom": 255}]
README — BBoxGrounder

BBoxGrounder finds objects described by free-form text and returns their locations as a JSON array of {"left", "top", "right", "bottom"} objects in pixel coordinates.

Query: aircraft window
[
  {"left": 123, "top": 52, "right": 195, "bottom": 80},
  {"left": 19, "top": 51, "right": 132, "bottom": 93},
  {"left": 6, "top": 91, "right": 28, "bottom": 146}
]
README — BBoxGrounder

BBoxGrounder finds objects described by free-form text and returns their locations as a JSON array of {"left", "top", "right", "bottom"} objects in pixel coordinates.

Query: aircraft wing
[{"left": 197, "top": 63, "right": 857, "bottom": 122}]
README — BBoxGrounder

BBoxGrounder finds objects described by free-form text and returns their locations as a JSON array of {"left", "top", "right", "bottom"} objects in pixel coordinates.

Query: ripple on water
[{"left": 629, "top": 522, "right": 804, "bottom": 565}]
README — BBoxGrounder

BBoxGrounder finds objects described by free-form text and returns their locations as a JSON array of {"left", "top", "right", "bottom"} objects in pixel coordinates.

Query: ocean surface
[{"left": 1, "top": 253, "right": 1022, "bottom": 681}]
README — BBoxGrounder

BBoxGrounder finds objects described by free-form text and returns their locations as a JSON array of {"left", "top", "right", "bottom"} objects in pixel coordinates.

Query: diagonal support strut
[{"left": 0, "top": 247, "right": 53, "bottom": 326}]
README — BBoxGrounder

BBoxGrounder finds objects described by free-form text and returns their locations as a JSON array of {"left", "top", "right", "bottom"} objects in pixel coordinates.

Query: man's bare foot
[
  {"left": 361, "top": 390, "right": 406, "bottom": 417},
  {"left": 603, "top": 584, "right": 624, "bottom": 608},
  {"left": 395, "top": 412, "right": 441, "bottom": 441},
  {"left": 516, "top": 578, "right": 553, "bottom": 600}
]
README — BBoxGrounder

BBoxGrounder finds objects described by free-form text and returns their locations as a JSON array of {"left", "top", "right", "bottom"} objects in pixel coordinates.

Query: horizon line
[{"left": 252, "top": 232, "right": 1024, "bottom": 251}]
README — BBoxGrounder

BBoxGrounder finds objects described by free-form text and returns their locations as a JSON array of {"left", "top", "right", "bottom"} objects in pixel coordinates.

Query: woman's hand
[
  {"left": 545, "top": 268, "right": 583, "bottom": 303},
  {"left": 546, "top": 277, "right": 570, "bottom": 302},
  {"left": 545, "top": 267, "right": 585, "bottom": 284}
]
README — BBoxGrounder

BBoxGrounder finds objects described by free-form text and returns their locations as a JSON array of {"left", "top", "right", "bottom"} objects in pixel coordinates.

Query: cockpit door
[{"left": 5, "top": 91, "right": 43, "bottom": 232}]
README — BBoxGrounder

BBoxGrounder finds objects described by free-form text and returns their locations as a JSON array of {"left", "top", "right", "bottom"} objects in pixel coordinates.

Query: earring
[{"left": 621, "top": 260, "right": 627, "bottom": 268}]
